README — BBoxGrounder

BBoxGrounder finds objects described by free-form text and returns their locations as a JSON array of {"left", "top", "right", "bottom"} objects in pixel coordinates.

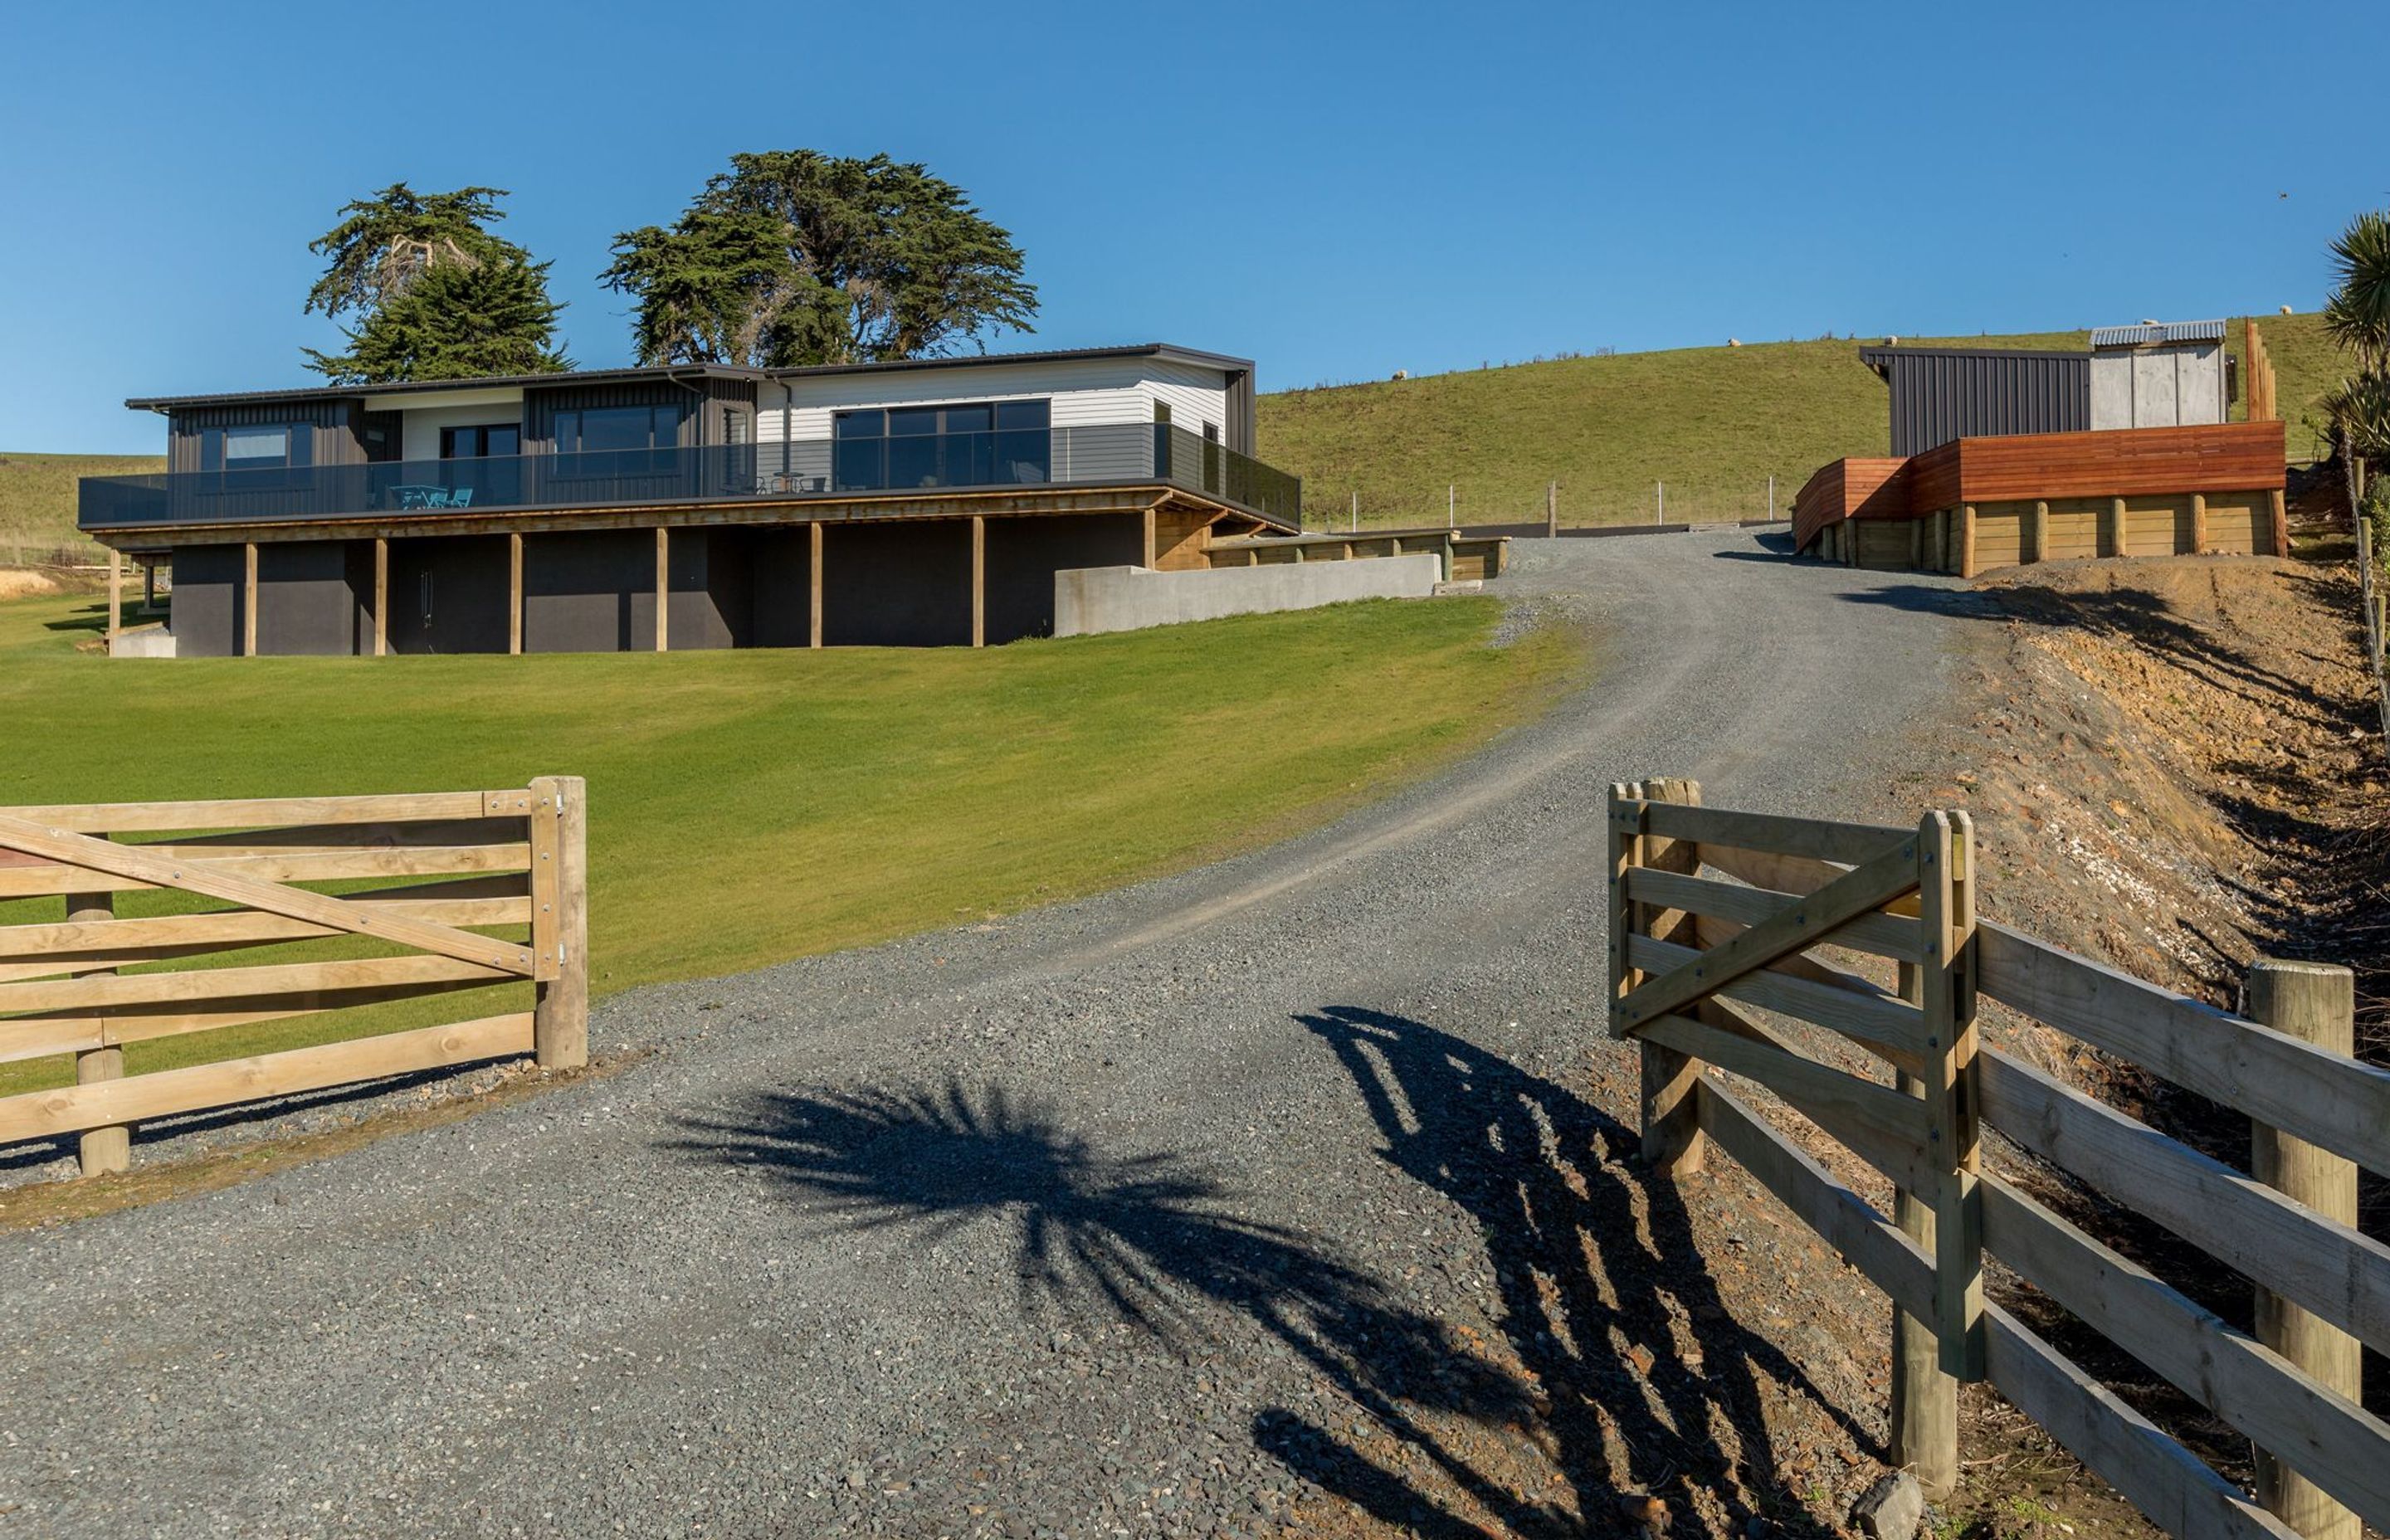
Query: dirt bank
[{"left": 1899, "top": 554, "right": 2383, "bottom": 1532}]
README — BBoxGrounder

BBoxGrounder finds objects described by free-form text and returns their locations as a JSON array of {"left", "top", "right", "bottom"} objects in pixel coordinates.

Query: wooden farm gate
[
  {"left": 0, "top": 778, "right": 588, "bottom": 1177},
  {"left": 1610, "top": 778, "right": 2383, "bottom": 1540}
]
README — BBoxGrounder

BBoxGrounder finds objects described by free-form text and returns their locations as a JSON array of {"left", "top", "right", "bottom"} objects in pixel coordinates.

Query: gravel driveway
[{"left": 0, "top": 529, "right": 1976, "bottom": 1539}]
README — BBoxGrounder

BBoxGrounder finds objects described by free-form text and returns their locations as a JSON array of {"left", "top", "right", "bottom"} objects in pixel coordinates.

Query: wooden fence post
[
  {"left": 68, "top": 889, "right": 129, "bottom": 1177},
  {"left": 2247, "top": 958, "right": 2360, "bottom": 1540},
  {"left": 1546, "top": 480, "right": 1558, "bottom": 539},
  {"left": 529, "top": 775, "right": 589, "bottom": 1070},
  {"left": 1919, "top": 811, "right": 1983, "bottom": 1383},
  {"left": 1613, "top": 778, "right": 1706, "bottom": 1174},
  {"left": 1891, "top": 956, "right": 1957, "bottom": 1496}
]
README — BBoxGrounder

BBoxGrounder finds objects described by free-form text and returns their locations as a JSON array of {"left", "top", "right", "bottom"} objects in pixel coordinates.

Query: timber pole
[{"left": 2248, "top": 958, "right": 2360, "bottom": 1540}]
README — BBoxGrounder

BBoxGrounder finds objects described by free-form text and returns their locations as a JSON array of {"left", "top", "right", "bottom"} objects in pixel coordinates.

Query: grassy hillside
[
  {"left": 0, "top": 451, "right": 161, "bottom": 563},
  {"left": 1259, "top": 314, "right": 2345, "bottom": 530},
  {"left": 7, "top": 314, "right": 2349, "bottom": 545},
  {"left": 0, "top": 587, "right": 1580, "bottom": 1095}
]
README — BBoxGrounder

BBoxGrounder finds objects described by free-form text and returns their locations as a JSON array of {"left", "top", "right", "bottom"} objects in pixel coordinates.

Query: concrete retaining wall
[
  {"left": 108, "top": 624, "right": 176, "bottom": 658},
  {"left": 1053, "top": 553, "right": 1441, "bottom": 639}
]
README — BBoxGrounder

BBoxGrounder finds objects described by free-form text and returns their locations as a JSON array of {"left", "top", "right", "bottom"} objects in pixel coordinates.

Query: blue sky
[{"left": 4, "top": 0, "right": 2383, "bottom": 452}]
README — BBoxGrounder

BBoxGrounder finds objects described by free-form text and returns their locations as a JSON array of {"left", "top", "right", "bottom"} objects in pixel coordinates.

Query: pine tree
[{"left": 305, "top": 258, "right": 570, "bottom": 384}]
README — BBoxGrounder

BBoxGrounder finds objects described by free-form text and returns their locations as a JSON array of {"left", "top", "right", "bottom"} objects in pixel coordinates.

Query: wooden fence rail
[
  {"left": 0, "top": 778, "right": 587, "bottom": 1177},
  {"left": 1608, "top": 780, "right": 2373, "bottom": 1539}
]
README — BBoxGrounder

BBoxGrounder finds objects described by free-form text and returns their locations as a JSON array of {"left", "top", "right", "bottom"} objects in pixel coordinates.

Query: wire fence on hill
[
  {"left": 1, "top": 539, "right": 110, "bottom": 569},
  {"left": 1295, "top": 476, "right": 1795, "bottom": 533}
]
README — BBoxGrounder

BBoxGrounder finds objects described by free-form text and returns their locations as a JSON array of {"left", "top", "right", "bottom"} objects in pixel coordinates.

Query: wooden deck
[{"left": 1793, "top": 421, "right": 2288, "bottom": 572}]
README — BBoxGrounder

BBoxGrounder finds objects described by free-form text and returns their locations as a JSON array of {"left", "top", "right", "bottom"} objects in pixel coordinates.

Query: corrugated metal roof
[
  {"left": 2089, "top": 319, "right": 2227, "bottom": 349},
  {"left": 126, "top": 365, "right": 760, "bottom": 412}
]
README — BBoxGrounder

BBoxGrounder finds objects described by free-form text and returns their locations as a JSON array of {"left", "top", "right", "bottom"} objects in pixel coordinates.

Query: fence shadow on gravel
[{"left": 1285, "top": 1006, "right": 1860, "bottom": 1538}]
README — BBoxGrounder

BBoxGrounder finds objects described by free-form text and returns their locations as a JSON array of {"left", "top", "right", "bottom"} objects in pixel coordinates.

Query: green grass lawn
[
  {"left": 0, "top": 451, "right": 160, "bottom": 563},
  {"left": 1259, "top": 314, "right": 2348, "bottom": 530},
  {"left": 0, "top": 589, "right": 1583, "bottom": 1097}
]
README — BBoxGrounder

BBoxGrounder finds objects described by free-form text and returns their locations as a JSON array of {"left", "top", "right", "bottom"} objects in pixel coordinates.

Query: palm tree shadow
[
  {"left": 663, "top": 1079, "right": 1531, "bottom": 1426},
  {"left": 664, "top": 1017, "right": 1865, "bottom": 1537}
]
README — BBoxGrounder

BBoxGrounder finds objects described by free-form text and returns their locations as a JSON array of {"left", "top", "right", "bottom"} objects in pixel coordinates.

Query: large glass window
[
  {"left": 440, "top": 424, "right": 521, "bottom": 459},
  {"left": 550, "top": 404, "right": 680, "bottom": 475},
  {"left": 198, "top": 423, "right": 313, "bottom": 473},
  {"left": 831, "top": 399, "right": 1049, "bottom": 492}
]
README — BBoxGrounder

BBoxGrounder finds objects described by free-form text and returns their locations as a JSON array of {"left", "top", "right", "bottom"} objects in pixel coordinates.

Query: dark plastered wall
[
  {"left": 167, "top": 544, "right": 243, "bottom": 656},
  {"left": 745, "top": 527, "right": 814, "bottom": 649},
  {"left": 670, "top": 529, "right": 746, "bottom": 650},
  {"left": 983, "top": 512, "right": 1144, "bottom": 644},
  {"left": 523, "top": 530, "right": 652, "bottom": 653},
  {"left": 387, "top": 536, "right": 510, "bottom": 655},
  {"left": 254, "top": 540, "right": 370, "bottom": 655},
  {"left": 822, "top": 519, "right": 972, "bottom": 647},
  {"left": 519, "top": 529, "right": 744, "bottom": 652}
]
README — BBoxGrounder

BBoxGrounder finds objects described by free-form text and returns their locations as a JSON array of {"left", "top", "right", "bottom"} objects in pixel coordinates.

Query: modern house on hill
[{"left": 80, "top": 344, "right": 1325, "bottom": 655}]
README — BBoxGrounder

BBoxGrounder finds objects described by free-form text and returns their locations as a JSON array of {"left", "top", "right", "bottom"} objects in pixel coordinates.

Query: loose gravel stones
[{"left": 0, "top": 531, "right": 1973, "bottom": 1537}]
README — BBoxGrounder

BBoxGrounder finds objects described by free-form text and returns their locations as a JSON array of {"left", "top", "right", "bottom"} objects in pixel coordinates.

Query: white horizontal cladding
[
  {"left": 757, "top": 354, "right": 1237, "bottom": 446},
  {"left": 1144, "top": 358, "right": 1232, "bottom": 441}
]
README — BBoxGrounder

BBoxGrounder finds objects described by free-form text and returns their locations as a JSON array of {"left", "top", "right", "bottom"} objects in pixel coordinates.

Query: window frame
[
  {"left": 195, "top": 421, "right": 314, "bottom": 490},
  {"left": 549, "top": 402, "right": 684, "bottom": 478},
  {"left": 829, "top": 398, "right": 1051, "bottom": 492}
]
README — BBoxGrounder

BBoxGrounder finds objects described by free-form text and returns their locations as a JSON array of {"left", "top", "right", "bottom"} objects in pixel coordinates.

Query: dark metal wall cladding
[
  {"left": 1875, "top": 351, "right": 2090, "bottom": 456},
  {"left": 166, "top": 400, "right": 368, "bottom": 473}
]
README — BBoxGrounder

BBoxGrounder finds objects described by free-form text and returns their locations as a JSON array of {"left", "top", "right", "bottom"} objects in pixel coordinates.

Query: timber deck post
[
  {"left": 2105, "top": 497, "right": 2125, "bottom": 559},
  {"left": 652, "top": 527, "right": 669, "bottom": 652},
  {"left": 2248, "top": 958, "right": 2361, "bottom": 1540},
  {"left": 529, "top": 774, "right": 589, "bottom": 1070},
  {"left": 1958, "top": 506, "right": 1978, "bottom": 579},
  {"left": 372, "top": 539, "right": 388, "bottom": 656},
  {"left": 68, "top": 889, "right": 128, "bottom": 1177},
  {"left": 970, "top": 515, "right": 985, "bottom": 648},
  {"left": 508, "top": 534, "right": 524, "bottom": 655},
  {"left": 241, "top": 541, "right": 258, "bottom": 657},
  {"left": 2270, "top": 489, "right": 2290, "bottom": 558},
  {"left": 808, "top": 522, "right": 823, "bottom": 648},
  {"left": 2190, "top": 492, "right": 2208, "bottom": 554},
  {"left": 105, "top": 552, "right": 121, "bottom": 640},
  {"left": 2027, "top": 500, "right": 2048, "bottom": 564}
]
